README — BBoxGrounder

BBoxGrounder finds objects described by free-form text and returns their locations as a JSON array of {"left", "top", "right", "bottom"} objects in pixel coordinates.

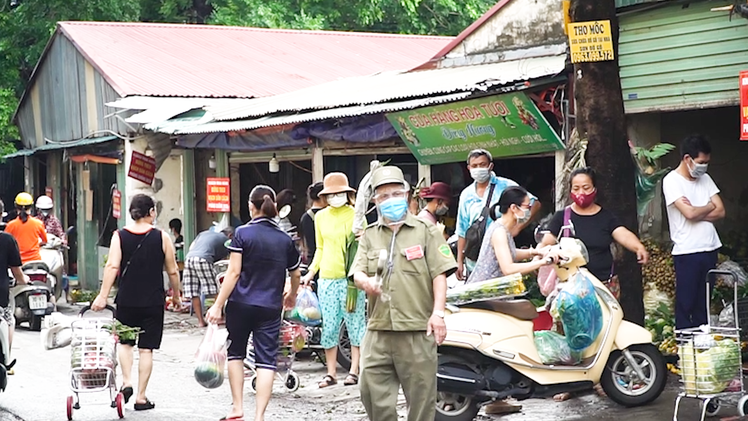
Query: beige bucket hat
[{"left": 319, "top": 172, "right": 356, "bottom": 195}]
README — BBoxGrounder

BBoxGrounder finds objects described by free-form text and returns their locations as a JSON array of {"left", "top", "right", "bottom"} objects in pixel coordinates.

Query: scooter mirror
[
  {"left": 557, "top": 221, "right": 575, "bottom": 238},
  {"left": 534, "top": 226, "right": 549, "bottom": 244}
]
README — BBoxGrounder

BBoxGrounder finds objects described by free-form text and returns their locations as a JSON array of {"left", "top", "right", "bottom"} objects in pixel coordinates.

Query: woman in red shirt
[{"left": 5, "top": 192, "right": 47, "bottom": 263}]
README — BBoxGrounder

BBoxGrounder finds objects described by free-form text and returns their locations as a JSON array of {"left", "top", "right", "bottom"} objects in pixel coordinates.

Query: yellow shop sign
[{"left": 568, "top": 20, "right": 614, "bottom": 63}]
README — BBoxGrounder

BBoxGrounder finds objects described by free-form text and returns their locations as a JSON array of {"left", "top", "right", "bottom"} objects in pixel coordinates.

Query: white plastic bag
[
  {"left": 40, "top": 312, "right": 76, "bottom": 350},
  {"left": 194, "top": 324, "right": 230, "bottom": 389}
]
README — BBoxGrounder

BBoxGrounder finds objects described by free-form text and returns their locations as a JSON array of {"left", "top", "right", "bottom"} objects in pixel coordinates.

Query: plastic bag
[
  {"left": 285, "top": 286, "right": 322, "bottom": 326},
  {"left": 679, "top": 337, "right": 740, "bottom": 394},
  {"left": 718, "top": 302, "right": 736, "bottom": 328},
  {"left": 643, "top": 288, "right": 671, "bottom": 315},
  {"left": 716, "top": 261, "right": 748, "bottom": 286},
  {"left": 537, "top": 265, "right": 558, "bottom": 297},
  {"left": 554, "top": 272, "right": 603, "bottom": 352},
  {"left": 194, "top": 324, "right": 230, "bottom": 389},
  {"left": 534, "top": 331, "right": 582, "bottom": 365},
  {"left": 40, "top": 312, "right": 76, "bottom": 350}
]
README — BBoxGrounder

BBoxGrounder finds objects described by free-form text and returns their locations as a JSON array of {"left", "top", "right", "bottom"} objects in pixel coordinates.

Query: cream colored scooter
[{"left": 435, "top": 232, "right": 667, "bottom": 421}]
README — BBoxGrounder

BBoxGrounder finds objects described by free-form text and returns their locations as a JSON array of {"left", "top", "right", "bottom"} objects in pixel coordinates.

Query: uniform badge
[
  {"left": 438, "top": 244, "right": 452, "bottom": 257},
  {"left": 404, "top": 245, "right": 424, "bottom": 260}
]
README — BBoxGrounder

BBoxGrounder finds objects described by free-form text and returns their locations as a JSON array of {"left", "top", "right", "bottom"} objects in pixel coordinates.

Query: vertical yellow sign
[{"left": 567, "top": 20, "right": 615, "bottom": 63}]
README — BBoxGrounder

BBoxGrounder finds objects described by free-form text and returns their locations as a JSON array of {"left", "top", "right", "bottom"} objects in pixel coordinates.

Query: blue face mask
[{"left": 379, "top": 197, "right": 408, "bottom": 222}]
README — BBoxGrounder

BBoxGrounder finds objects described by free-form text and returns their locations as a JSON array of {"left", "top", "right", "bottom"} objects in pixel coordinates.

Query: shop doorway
[{"left": 238, "top": 160, "right": 312, "bottom": 228}]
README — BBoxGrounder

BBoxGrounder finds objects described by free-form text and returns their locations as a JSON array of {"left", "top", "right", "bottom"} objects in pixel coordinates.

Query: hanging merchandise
[{"left": 552, "top": 272, "right": 603, "bottom": 352}]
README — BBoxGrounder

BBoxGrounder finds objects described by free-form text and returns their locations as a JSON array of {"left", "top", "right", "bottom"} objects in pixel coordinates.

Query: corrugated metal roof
[
  {"left": 57, "top": 22, "right": 452, "bottom": 98},
  {"left": 206, "top": 54, "right": 568, "bottom": 121},
  {"left": 147, "top": 92, "right": 471, "bottom": 134},
  {"left": 616, "top": 0, "right": 669, "bottom": 8},
  {"left": 4, "top": 135, "right": 119, "bottom": 158}
]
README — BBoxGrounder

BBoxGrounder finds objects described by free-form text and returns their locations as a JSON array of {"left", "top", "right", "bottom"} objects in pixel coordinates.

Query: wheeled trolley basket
[
  {"left": 673, "top": 270, "right": 747, "bottom": 421},
  {"left": 67, "top": 305, "right": 124, "bottom": 420},
  {"left": 245, "top": 319, "right": 305, "bottom": 393}
]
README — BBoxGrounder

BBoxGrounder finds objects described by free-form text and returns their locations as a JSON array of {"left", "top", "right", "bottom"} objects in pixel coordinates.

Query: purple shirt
[{"left": 227, "top": 218, "right": 301, "bottom": 310}]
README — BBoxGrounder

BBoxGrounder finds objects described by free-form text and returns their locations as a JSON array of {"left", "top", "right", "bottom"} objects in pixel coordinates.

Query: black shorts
[
  {"left": 116, "top": 305, "right": 165, "bottom": 350},
  {"left": 225, "top": 301, "right": 280, "bottom": 370}
]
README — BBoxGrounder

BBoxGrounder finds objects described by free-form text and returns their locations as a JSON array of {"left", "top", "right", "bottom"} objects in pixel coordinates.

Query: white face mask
[
  {"left": 327, "top": 193, "right": 348, "bottom": 208},
  {"left": 688, "top": 158, "right": 708, "bottom": 179},
  {"left": 470, "top": 168, "right": 491, "bottom": 183},
  {"left": 40, "top": 210, "right": 49, "bottom": 217}
]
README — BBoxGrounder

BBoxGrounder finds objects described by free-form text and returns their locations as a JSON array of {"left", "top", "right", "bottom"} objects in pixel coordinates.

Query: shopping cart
[
  {"left": 244, "top": 319, "right": 305, "bottom": 393},
  {"left": 673, "top": 270, "right": 748, "bottom": 421},
  {"left": 67, "top": 305, "right": 124, "bottom": 420}
]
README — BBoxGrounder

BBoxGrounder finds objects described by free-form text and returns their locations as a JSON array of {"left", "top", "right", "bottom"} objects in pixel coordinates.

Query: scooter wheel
[
  {"left": 600, "top": 344, "right": 667, "bottom": 407},
  {"left": 738, "top": 395, "right": 748, "bottom": 416},
  {"left": 248, "top": 375, "right": 258, "bottom": 394},
  {"left": 285, "top": 371, "right": 300, "bottom": 392},
  {"left": 115, "top": 392, "right": 124, "bottom": 418},
  {"left": 435, "top": 392, "right": 480, "bottom": 421},
  {"left": 66, "top": 395, "right": 74, "bottom": 421}
]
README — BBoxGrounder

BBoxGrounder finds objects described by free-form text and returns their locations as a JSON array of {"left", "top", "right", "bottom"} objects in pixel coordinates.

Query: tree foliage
[{"left": 0, "top": 0, "right": 494, "bottom": 151}]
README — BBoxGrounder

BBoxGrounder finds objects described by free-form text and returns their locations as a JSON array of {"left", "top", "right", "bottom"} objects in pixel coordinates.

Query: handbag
[
  {"left": 462, "top": 184, "right": 496, "bottom": 261},
  {"left": 538, "top": 206, "right": 571, "bottom": 297}
]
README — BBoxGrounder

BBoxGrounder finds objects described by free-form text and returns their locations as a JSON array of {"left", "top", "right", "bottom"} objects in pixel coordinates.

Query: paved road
[{"left": 0, "top": 303, "right": 738, "bottom": 421}]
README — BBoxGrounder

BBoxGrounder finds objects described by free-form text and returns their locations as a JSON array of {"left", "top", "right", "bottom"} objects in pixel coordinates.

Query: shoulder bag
[{"left": 462, "top": 183, "right": 496, "bottom": 261}]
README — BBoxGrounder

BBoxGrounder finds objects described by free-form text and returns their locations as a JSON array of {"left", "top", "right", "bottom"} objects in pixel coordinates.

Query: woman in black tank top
[{"left": 92, "top": 194, "right": 181, "bottom": 411}]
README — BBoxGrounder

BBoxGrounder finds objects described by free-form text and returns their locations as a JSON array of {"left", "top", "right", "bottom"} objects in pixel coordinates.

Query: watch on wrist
[{"left": 432, "top": 310, "right": 445, "bottom": 318}]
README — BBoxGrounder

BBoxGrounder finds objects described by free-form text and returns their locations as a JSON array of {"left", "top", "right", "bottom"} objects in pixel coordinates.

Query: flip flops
[
  {"left": 219, "top": 417, "right": 244, "bottom": 420},
  {"left": 318, "top": 374, "right": 337, "bottom": 388},
  {"left": 120, "top": 386, "right": 133, "bottom": 404},
  {"left": 343, "top": 373, "right": 359, "bottom": 386},
  {"left": 134, "top": 400, "right": 155, "bottom": 411}
]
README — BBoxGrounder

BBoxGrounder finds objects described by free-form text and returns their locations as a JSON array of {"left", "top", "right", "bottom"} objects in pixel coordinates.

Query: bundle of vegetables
[
  {"left": 679, "top": 337, "right": 741, "bottom": 395},
  {"left": 644, "top": 301, "right": 676, "bottom": 355},
  {"left": 345, "top": 232, "right": 359, "bottom": 313},
  {"left": 446, "top": 273, "right": 525, "bottom": 305},
  {"left": 102, "top": 320, "right": 141, "bottom": 342}
]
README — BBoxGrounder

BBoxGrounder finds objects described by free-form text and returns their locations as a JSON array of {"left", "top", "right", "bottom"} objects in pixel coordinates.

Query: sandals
[
  {"left": 343, "top": 373, "right": 359, "bottom": 386},
  {"left": 134, "top": 400, "right": 155, "bottom": 411},
  {"left": 219, "top": 417, "right": 244, "bottom": 420},
  {"left": 120, "top": 386, "right": 133, "bottom": 404},
  {"left": 318, "top": 374, "right": 337, "bottom": 388}
]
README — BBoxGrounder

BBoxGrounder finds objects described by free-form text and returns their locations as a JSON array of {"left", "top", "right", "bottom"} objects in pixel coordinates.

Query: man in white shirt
[{"left": 662, "top": 135, "right": 725, "bottom": 329}]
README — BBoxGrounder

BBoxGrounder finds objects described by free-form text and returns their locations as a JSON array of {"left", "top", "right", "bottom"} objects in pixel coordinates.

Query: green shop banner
[{"left": 386, "top": 93, "right": 564, "bottom": 165}]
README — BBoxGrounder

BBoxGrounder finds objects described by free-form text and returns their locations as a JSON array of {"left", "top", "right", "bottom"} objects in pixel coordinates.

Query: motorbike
[
  {"left": 435, "top": 225, "right": 667, "bottom": 421},
  {"left": 11, "top": 260, "right": 55, "bottom": 331},
  {"left": 39, "top": 234, "right": 65, "bottom": 301}
]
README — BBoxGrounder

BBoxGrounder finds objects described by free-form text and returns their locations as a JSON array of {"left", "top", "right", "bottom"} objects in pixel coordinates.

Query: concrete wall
[{"left": 441, "top": 0, "right": 566, "bottom": 67}]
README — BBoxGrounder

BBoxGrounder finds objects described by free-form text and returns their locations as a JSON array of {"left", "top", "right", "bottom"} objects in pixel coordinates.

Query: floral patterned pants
[{"left": 318, "top": 278, "right": 367, "bottom": 349}]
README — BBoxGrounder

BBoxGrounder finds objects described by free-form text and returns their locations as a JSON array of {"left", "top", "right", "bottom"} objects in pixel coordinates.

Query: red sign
[
  {"left": 112, "top": 190, "right": 122, "bottom": 219},
  {"left": 127, "top": 151, "right": 157, "bottom": 185},
  {"left": 741, "top": 71, "right": 748, "bottom": 141},
  {"left": 45, "top": 186, "right": 53, "bottom": 200},
  {"left": 207, "top": 178, "right": 230, "bottom": 213}
]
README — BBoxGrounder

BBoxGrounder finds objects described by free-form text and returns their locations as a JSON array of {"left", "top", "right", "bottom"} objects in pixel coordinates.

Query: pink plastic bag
[{"left": 538, "top": 265, "right": 558, "bottom": 297}]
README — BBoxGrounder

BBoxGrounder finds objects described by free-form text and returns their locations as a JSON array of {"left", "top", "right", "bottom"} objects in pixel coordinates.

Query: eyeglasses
[{"left": 374, "top": 190, "right": 408, "bottom": 202}]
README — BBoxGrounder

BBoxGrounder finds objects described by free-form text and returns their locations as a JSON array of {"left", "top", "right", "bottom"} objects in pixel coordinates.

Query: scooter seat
[{"left": 459, "top": 299, "right": 538, "bottom": 321}]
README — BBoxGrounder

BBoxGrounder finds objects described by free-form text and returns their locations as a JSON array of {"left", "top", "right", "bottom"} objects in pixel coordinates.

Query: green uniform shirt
[{"left": 350, "top": 213, "right": 457, "bottom": 331}]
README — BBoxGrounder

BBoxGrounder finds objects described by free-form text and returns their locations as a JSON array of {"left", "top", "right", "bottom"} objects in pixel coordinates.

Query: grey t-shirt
[
  {"left": 186, "top": 230, "right": 229, "bottom": 264},
  {"left": 467, "top": 220, "right": 516, "bottom": 284}
]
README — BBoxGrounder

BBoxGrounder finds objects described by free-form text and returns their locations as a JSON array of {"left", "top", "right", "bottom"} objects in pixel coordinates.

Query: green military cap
[{"left": 371, "top": 166, "right": 405, "bottom": 189}]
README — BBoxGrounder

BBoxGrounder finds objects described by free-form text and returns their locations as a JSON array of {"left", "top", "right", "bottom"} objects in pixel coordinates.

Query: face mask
[
  {"left": 470, "top": 168, "right": 491, "bottom": 183},
  {"left": 378, "top": 197, "right": 408, "bottom": 222},
  {"left": 435, "top": 205, "right": 449, "bottom": 216},
  {"left": 688, "top": 158, "right": 708, "bottom": 179},
  {"left": 571, "top": 190, "right": 597, "bottom": 208},
  {"left": 514, "top": 207, "right": 531, "bottom": 224},
  {"left": 327, "top": 193, "right": 347, "bottom": 208},
  {"left": 40, "top": 210, "right": 49, "bottom": 217}
]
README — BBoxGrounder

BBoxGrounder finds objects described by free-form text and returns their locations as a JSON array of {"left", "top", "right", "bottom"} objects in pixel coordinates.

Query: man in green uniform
[{"left": 351, "top": 166, "right": 457, "bottom": 421}]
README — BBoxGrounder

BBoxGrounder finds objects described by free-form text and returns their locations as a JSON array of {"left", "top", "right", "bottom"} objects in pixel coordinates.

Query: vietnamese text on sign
[
  {"left": 206, "top": 178, "right": 231, "bottom": 213},
  {"left": 127, "top": 151, "right": 157, "bottom": 185},
  {"left": 568, "top": 20, "right": 614, "bottom": 63},
  {"left": 112, "top": 189, "right": 122, "bottom": 219}
]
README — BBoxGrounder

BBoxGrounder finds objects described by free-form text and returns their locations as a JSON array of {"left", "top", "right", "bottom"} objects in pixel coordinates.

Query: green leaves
[{"left": 632, "top": 143, "right": 675, "bottom": 165}]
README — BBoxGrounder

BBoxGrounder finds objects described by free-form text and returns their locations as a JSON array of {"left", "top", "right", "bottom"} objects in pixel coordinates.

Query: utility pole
[{"left": 569, "top": 0, "right": 644, "bottom": 325}]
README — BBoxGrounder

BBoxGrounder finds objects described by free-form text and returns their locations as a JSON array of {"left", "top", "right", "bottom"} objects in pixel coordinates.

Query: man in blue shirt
[{"left": 455, "top": 149, "right": 541, "bottom": 280}]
